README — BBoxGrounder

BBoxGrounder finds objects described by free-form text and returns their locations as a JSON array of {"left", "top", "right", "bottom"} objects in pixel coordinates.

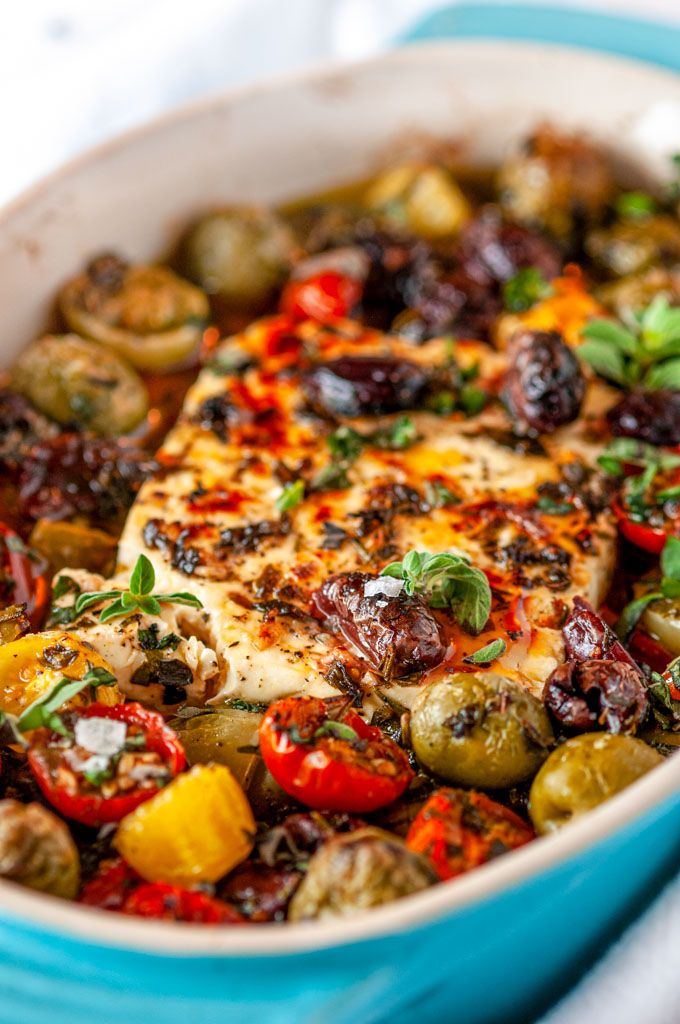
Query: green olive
[
  {"left": 586, "top": 215, "right": 680, "bottom": 278},
  {"left": 60, "top": 256, "right": 210, "bottom": 373},
  {"left": 529, "top": 733, "right": 662, "bottom": 835},
  {"left": 410, "top": 672, "right": 554, "bottom": 789},
  {"left": 0, "top": 799, "right": 80, "bottom": 899},
  {"left": 364, "top": 163, "right": 471, "bottom": 239},
  {"left": 497, "top": 125, "right": 613, "bottom": 239},
  {"left": 596, "top": 265, "right": 680, "bottom": 316},
  {"left": 170, "top": 707, "right": 262, "bottom": 785},
  {"left": 641, "top": 597, "right": 680, "bottom": 658},
  {"left": 288, "top": 826, "right": 436, "bottom": 922},
  {"left": 181, "top": 207, "right": 295, "bottom": 309},
  {"left": 12, "top": 334, "right": 148, "bottom": 435}
]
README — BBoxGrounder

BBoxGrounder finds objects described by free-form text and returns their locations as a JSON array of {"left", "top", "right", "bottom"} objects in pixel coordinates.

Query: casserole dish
[{"left": 2, "top": 40, "right": 680, "bottom": 1024}]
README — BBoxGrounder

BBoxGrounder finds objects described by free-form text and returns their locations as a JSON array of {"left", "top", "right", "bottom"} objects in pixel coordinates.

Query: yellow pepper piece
[
  {"left": 114, "top": 764, "right": 256, "bottom": 885},
  {"left": 0, "top": 631, "right": 120, "bottom": 717}
]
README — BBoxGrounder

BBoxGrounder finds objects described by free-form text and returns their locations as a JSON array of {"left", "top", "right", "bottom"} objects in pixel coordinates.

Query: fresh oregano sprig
[
  {"left": 579, "top": 296, "right": 680, "bottom": 390},
  {"left": 381, "top": 549, "right": 491, "bottom": 634},
  {"left": 74, "top": 554, "right": 203, "bottom": 624}
]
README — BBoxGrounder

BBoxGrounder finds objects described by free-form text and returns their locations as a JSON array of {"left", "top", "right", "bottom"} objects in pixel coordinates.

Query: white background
[{"left": 2, "top": 0, "right": 680, "bottom": 204}]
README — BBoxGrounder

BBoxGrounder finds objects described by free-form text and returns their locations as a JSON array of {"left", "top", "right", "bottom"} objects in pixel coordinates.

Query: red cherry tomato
[
  {"left": 611, "top": 498, "right": 671, "bottom": 554},
  {"left": 258, "top": 696, "right": 413, "bottom": 813},
  {"left": 280, "top": 271, "right": 363, "bottom": 323},
  {"left": 28, "top": 703, "right": 186, "bottom": 827},
  {"left": 0, "top": 522, "right": 49, "bottom": 627},
  {"left": 79, "top": 858, "right": 141, "bottom": 911},
  {"left": 122, "top": 882, "right": 244, "bottom": 924},
  {"left": 406, "top": 788, "right": 534, "bottom": 881},
  {"left": 628, "top": 628, "right": 674, "bottom": 674}
]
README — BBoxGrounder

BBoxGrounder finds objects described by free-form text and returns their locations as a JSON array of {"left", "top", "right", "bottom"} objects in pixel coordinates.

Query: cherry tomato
[
  {"left": 280, "top": 271, "right": 363, "bottom": 323},
  {"left": 405, "top": 788, "right": 534, "bottom": 881},
  {"left": 258, "top": 696, "right": 413, "bottom": 813},
  {"left": 29, "top": 703, "right": 186, "bottom": 827},
  {"left": 0, "top": 522, "right": 49, "bottom": 628},
  {"left": 79, "top": 858, "right": 141, "bottom": 911},
  {"left": 122, "top": 882, "right": 244, "bottom": 923},
  {"left": 611, "top": 498, "right": 671, "bottom": 554}
]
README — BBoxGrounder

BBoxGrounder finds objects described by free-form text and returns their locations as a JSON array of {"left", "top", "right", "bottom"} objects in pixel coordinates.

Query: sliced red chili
[
  {"left": 28, "top": 702, "right": 186, "bottom": 827},
  {"left": 258, "top": 696, "right": 413, "bottom": 813},
  {"left": 406, "top": 788, "right": 534, "bottom": 881}
]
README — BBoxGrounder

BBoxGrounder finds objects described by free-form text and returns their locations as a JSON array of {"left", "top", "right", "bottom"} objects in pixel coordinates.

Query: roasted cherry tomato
[
  {"left": 258, "top": 696, "right": 413, "bottom": 813},
  {"left": 28, "top": 703, "right": 186, "bottom": 827},
  {"left": 628, "top": 627, "right": 673, "bottom": 674},
  {"left": 405, "top": 788, "right": 535, "bottom": 881},
  {"left": 0, "top": 523, "right": 49, "bottom": 628},
  {"left": 121, "top": 882, "right": 244, "bottom": 923},
  {"left": 611, "top": 498, "right": 671, "bottom": 554},
  {"left": 280, "top": 271, "right": 363, "bottom": 323},
  {"left": 79, "top": 857, "right": 140, "bottom": 911}
]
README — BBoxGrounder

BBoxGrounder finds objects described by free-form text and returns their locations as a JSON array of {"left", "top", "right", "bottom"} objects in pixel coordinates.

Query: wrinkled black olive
[
  {"left": 504, "top": 329, "right": 585, "bottom": 434},
  {"left": 303, "top": 356, "right": 429, "bottom": 418},
  {"left": 0, "top": 388, "right": 57, "bottom": 469},
  {"left": 607, "top": 389, "right": 680, "bottom": 447},
  {"left": 562, "top": 596, "right": 638, "bottom": 668},
  {"left": 544, "top": 658, "right": 648, "bottom": 734},
  {"left": 311, "top": 572, "right": 445, "bottom": 678},
  {"left": 457, "top": 205, "right": 562, "bottom": 286}
]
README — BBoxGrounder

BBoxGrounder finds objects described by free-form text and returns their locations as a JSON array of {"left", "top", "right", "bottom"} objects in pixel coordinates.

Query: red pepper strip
[
  {"left": 122, "top": 882, "right": 244, "bottom": 923},
  {"left": 259, "top": 696, "right": 413, "bottom": 814},
  {"left": 79, "top": 858, "right": 141, "bottom": 911},
  {"left": 0, "top": 522, "right": 49, "bottom": 628},
  {"left": 28, "top": 703, "right": 186, "bottom": 827},
  {"left": 280, "top": 271, "right": 363, "bottom": 323}
]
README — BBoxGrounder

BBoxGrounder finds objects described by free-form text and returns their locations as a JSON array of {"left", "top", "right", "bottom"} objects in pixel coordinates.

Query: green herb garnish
[
  {"left": 463, "top": 637, "right": 507, "bottom": 665},
  {"left": 615, "top": 191, "right": 657, "bottom": 219},
  {"left": 74, "top": 554, "right": 203, "bottom": 624},
  {"left": 424, "top": 480, "right": 460, "bottom": 509},
  {"left": 15, "top": 663, "right": 116, "bottom": 737},
  {"left": 616, "top": 536, "right": 680, "bottom": 640},
  {"left": 579, "top": 297, "right": 680, "bottom": 390},
  {"left": 598, "top": 438, "right": 680, "bottom": 522},
  {"left": 313, "top": 418, "right": 418, "bottom": 492},
  {"left": 138, "top": 624, "right": 181, "bottom": 651},
  {"left": 276, "top": 479, "right": 306, "bottom": 513},
  {"left": 502, "top": 268, "right": 553, "bottom": 313},
  {"left": 536, "top": 495, "right": 574, "bottom": 516},
  {"left": 381, "top": 549, "right": 491, "bottom": 634},
  {"left": 648, "top": 655, "right": 680, "bottom": 729}
]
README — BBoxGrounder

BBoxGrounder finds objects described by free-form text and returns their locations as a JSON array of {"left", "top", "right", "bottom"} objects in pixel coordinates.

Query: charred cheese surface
[{"left": 116, "top": 315, "right": 618, "bottom": 707}]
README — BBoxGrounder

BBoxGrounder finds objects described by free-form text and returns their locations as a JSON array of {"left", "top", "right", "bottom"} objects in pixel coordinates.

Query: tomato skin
[
  {"left": 406, "top": 788, "right": 534, "bottom": 881},
  {"left": 28, "top": 703, "right": 186, "bottom": 827},
  {"left": 611, "top": 498, "right": 676, "bottom": 555},
  {"left": 79, "top": 858, "right": 140, "bottom": 911},
  {"left": 280, "top": 272, "right": 363, "bottom": 323},
  {"left": 121, "top": 882, "right": 243, "bottom": 924},
  {"left": 628, "top": 628, "right": 673, "bottom": 674},
  {"left": 259, "top": 696, "right": 413, "bottom": 813},
  {"left": 0, "top": 522, "right": 49, "bottom": 628}
]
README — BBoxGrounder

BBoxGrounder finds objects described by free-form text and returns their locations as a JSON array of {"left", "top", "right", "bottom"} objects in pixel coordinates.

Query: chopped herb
[
  {"left": 580, "top": 297, "right": 680, "bottom": 390},
  {"left": 313, "top": 720, "right": 360, "bottom": 743},
  {"left": 502, "top": 267, "right": 553, "bottom": 313},
  {"left": 16, "top": 663, "right": 116, "bottom": 736},
  {"left": 463, "top": 637, "right": 507, "bottom": 665},
  {"left": 74, "top": 554, "right": 203, "bottom": 624},
  {"left": 276, "top": 479, "right": 305, "bottom": 513},
  {"left": 615, "top": 191, "right": 656, "bottom": 219},
  {"left": 138, "top": 624, "right": 181, "bottom": 651},
  {"left": 228, "top": 698, "right": 268, "bottom": 713},
  {"left": 313, "top": 418, "right": 418, "bottom": 492},
  {"left": 370, "top": 416, "right": 418, "bottom": 450},
  {"left": 648, "top": 655, "right": 680, "bottom": 729},
  {"left": 424, "top": 480, "right": 460, "bottom": 509},
  {"left": 598, "top": 438, "right": 680, "bottom": 521},
  {"left": 458, "top": 385, "right": 487, "bottom": 417},
  {"left": 536, "top": 495, "right": 574, "bottom": 516},
  {"left": 381, "top": 549, "right": 491, "bottom": 634}
]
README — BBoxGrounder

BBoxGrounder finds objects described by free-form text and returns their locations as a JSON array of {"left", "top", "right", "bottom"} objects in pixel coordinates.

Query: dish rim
[{"left": 1, "top": 37, "right": 680, "bottom": 957}]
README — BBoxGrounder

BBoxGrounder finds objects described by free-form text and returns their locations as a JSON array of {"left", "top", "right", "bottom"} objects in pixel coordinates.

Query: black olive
[
  {"left": 311, "top": 571, "right": 445, "bottom": 678},
  {"left": 607, "top": 389, "right": 680, "bottom": 447},
  {"left": 303, "top": 356, "right": 429, "bottom": 418},
  {"left": 457, "top": 205, "right": 562, "bottom": 285},
  {"left": 543, "top": 658, "right": 648, "bottom": 735},
  {"left": 503, "top": 329, "right": 585, "bottom": 434}
]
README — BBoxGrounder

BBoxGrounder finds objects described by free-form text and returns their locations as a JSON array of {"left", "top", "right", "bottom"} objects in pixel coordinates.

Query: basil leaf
[
  {"left": 643, "top": 357, "right": 680, "bottom": 391},
  {"left": 615, "top": 591, "right": 662, "bottom": 642},
  {"left": 129, "top": 554, "right": 156, "bottom": 596},
  {"left": 661, "top": 536, "right": 680, "bottom": 582},
  {"left": 463, "top": 637, "right": 507, "bottom": 665},
  {"left": 17, "top": 675, "right": 94, "bottom": 733},
  {"left": 276, "top": 479, "right": 305, "bottom": 513},
  {"left": 578, "top": 338, "right": 628, "bottom": 386}
]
